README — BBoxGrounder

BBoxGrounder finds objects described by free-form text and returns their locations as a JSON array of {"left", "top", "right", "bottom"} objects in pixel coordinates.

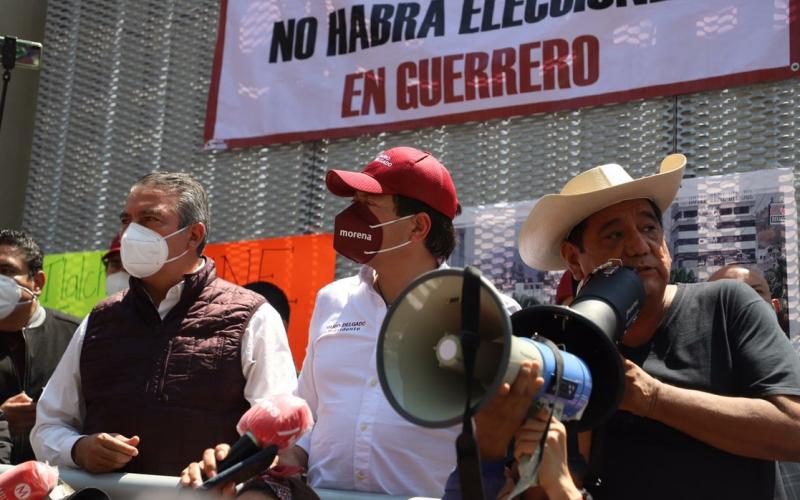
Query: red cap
[
  {"left": 555, "top": 271, "right": 576, "bottom": 305},
  {"left": 326, "top": 146, "right": 459, "bottom": 220},
  {"left": 102, "top": 233, "right": 121, "bottom": 260}
]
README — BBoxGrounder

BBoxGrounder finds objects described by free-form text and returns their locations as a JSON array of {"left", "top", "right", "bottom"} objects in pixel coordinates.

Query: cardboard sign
[
  {"left": 40, "top": 251, "right": 105, "bottom": 319},
  {"left": 38, "top": 235, "right": 336, "bottom": 369},
  {"left": 205, "top": 234, "right": 336, "bottom": 369}
]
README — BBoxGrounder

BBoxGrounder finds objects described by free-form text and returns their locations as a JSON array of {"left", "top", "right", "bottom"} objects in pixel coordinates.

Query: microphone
[
  {"left": 0, "top": 461, "right": 59, "bottom": 499},
  {"left": 202, "top": 394, "right": 313, "bottom": 489}
]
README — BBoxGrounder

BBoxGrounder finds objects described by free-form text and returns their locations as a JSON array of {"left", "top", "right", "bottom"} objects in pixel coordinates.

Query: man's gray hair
[{"left": 132, "top": 172, "right": 210, "bottom": 254}]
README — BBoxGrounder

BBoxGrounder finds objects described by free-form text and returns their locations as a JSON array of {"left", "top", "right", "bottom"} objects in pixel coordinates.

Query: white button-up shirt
[
  {"left": 296, "top": 265, "right": 520, "bottom": 497},
  {"left": 31, "top": 275, "right": 298, "bottom": 468}
]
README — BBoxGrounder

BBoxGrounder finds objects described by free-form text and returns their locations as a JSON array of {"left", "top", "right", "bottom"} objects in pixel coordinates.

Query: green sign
[{"left": 40, "top": 251, "right": 106, "bottom": 319}]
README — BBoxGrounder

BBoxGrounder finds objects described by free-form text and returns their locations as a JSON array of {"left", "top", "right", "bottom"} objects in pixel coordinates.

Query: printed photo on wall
[{"left": 449, "top": 167, "right": 799, "bottom": 340}]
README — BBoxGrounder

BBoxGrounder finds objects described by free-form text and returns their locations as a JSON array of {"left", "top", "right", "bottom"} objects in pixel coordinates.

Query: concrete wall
[{"left": 0, "top": 0, "right": 47, "bottom": 229}]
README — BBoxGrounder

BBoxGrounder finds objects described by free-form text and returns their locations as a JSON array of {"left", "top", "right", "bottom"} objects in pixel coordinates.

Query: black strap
[
  {"left": 455, "top": 266, "right": 485, "bottom": 500},
  {"left": 0, "top": 36, "right": 16, "bottom": 133}
]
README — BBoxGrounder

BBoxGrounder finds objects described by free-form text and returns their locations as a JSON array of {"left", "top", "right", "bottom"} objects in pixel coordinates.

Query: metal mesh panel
[
  {"left": 23, "top": 0, "right": 800, "bottom": 287},
  {"left": 676, "top": 79, "right": 800, "bottom": 179}
]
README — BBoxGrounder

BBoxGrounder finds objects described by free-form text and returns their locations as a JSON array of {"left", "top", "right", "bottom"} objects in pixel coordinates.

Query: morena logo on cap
[
  {"left": 338, "top": 229, "right": 372, "bottom": 241},
  {"left": 374, "top": 153, "right": 392, "bottom": 167}
]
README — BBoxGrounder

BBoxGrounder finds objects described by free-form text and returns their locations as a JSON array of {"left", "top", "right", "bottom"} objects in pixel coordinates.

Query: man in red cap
[
  {"left": 101, "top": 233, "right": 128, "bottom": 296},
  {"left": 179, "top": 148, "right": 540, "bottom": 497},
  {"left": 196, "top": 146, "right": 517, "bottom": 498}
]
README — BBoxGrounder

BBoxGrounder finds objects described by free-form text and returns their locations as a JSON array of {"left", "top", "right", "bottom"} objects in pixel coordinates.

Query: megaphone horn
[{"left": 377, "top": 263, "right": 644, "bottom": 432}]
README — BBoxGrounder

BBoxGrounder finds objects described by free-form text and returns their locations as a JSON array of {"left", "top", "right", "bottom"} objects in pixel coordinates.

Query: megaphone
[
  {"left": 511, "top": 260, "right": 644, "bottom": 430},
  {"left": 376, "top": 261, "right": 644, "bottom": 432}
]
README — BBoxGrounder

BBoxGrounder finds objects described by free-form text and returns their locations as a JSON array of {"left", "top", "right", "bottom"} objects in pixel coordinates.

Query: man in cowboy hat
[{"left": 517, "top": 154, "right": 800, "bottom": 500}]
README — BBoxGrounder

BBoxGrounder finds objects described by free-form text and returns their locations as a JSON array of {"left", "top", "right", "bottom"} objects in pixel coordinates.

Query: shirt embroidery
[{"left": 325, "top": 320, "right": 367, "bottom": 334}]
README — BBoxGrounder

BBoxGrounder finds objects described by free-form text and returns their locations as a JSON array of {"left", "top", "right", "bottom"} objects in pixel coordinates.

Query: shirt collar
[
  {"left": 26, "top": 303, "right": 46, "bottom": 329},
  {"left": 154, "top": 258, "right": 207, "bottom": 319},
  {"left": 357, "top": 261, "right": 450, "bottom": 294}
]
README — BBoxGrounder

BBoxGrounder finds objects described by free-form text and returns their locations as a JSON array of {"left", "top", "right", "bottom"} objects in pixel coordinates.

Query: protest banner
[{"left": 206, "top": 0, "right": 799, "bottom": 148}]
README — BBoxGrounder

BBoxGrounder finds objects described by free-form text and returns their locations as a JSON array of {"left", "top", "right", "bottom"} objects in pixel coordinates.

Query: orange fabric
[{"left": 205, "top": 234, "right": 336, "bottom": 370}]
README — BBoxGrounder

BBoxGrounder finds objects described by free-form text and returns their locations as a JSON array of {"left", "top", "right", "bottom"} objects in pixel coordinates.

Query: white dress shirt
[
  {"left": 295, "top": 265, "right": 520, "bottom": 497},
  {"left": 31, "top": 275, "right": 298, "bottom": 468}
]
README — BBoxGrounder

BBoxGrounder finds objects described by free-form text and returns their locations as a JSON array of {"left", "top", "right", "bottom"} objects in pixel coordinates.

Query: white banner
[
  {"left": 448, "top": 167, "right": 799, "bottom": 342},
  {"left": 205, "top": 0, "right": 799, "bottom": 149}
]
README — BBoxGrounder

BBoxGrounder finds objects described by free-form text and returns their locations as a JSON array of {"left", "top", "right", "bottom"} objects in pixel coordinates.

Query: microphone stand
[{"left": 0, "top": 36, "right": 16, "bottom": 133}]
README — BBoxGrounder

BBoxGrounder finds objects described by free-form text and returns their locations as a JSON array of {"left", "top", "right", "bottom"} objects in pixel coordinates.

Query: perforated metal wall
[{"left": 23, "top": 0, "right": 800, "bottom": 283}]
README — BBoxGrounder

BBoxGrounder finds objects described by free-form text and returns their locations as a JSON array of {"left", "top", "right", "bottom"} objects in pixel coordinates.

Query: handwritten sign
[
  {"left": 205, "top": 234, "right": 336, "bottom": 369},
  {"left": 37, "top": 235, "right": 336, "bottom": 369},
  {"left": 40, "top": 251, "right": 106, "bottom": 319}
]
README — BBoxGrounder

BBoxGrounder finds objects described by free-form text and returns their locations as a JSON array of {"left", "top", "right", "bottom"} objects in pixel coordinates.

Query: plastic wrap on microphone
[
  {"left": 0, "top": 460, "right": 59, "bottom": 499},
  {"left": 238, "top": 393, "right": 314, "bottom": 449}
]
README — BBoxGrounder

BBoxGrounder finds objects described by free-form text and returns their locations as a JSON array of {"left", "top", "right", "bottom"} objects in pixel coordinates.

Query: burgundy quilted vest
[{"left": 81, "top": 259, "right": 264, "bottom": 475}]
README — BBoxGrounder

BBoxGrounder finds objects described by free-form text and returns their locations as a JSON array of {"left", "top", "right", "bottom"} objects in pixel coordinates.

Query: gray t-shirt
[{"left": 589, "top": 280, "right": 800, "bottom": 500}]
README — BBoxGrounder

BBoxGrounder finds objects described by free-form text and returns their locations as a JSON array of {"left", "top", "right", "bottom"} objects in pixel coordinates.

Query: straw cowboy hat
[{"left": 518, "top": 154, "right": 687, "bottom": 271}]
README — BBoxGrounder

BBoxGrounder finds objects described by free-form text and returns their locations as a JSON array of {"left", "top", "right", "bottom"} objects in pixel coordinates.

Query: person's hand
[
  {"left": 514, "top": 412, "right": 582, "bottom": 500},
  {"left": 71, "top": 432, "right": 140, "bottom": 473},
  {"left": 179, "top": 443, "right": 236, "bottom": 497},
  {"left": 514, "top": 412, "right": 570, "bottom": 491},
  {"left": 277, "top": 445, "right": 308, "bottom": 470},
  {"left": 1, "top": 392, "right": 36, "bottom": 435},
  {"left": 619, "top": 358, "right": 662, "bottom": 417},
  {"left": 475, "top": 361, "right": 544, "bottom": 460},
  {"left": 512, "top": 407, "right": 549, "bottom": 462}
]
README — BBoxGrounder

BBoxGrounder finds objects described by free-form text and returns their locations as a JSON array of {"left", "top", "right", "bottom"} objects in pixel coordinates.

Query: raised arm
[{"left": 621, "top": 359, "right": 800, "bottom": 461}]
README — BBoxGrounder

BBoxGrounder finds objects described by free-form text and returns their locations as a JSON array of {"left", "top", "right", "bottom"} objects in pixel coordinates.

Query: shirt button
[
  {"left": 357, "top": 471, "right": 365, "bottom": 481},
  {"left": 369, "top": 379, "right": 378, "bottom": 387},
  {"left": 359, "top": 423, "right": 367, "bottom": 431}
]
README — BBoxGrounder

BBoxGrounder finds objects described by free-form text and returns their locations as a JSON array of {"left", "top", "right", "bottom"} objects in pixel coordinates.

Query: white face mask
[
  {"left": 105, "top": 271, "right": 130, "bottom": 296},
  {"left": 0, "top": 274, "right": 36, "bottom": 320},
  {"left": 120, "top": 222, "right": 190, "bottom": 278}
]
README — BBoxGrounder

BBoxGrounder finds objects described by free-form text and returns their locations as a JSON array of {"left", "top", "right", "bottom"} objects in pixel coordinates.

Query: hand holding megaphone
[
  {"left": 473, "top": 360, "right": 544, "bottom": 461},
  {"left": 506, "top": 410, "right": 583, "bottom": 500},
  {"left": 180, "top": 394, "right": 313, "bottom": 492}
]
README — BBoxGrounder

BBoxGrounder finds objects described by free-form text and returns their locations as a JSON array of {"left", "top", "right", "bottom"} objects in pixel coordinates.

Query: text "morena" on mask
[{"left": 338, "top": 229, "right": 372, "bottom": 241}]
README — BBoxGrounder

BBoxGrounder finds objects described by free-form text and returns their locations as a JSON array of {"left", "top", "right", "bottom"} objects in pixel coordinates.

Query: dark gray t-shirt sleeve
[
  {"left": 718, "top": 281, "right": 800, "bottom": 397},
  {"left": 650, "top": 280, "right": 800, "bottom": 399}
]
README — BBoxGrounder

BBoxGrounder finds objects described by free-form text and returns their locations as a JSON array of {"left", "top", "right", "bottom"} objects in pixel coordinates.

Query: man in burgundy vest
[{"left": 31, "top": 173, "right": 298, "bottom": 475}]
